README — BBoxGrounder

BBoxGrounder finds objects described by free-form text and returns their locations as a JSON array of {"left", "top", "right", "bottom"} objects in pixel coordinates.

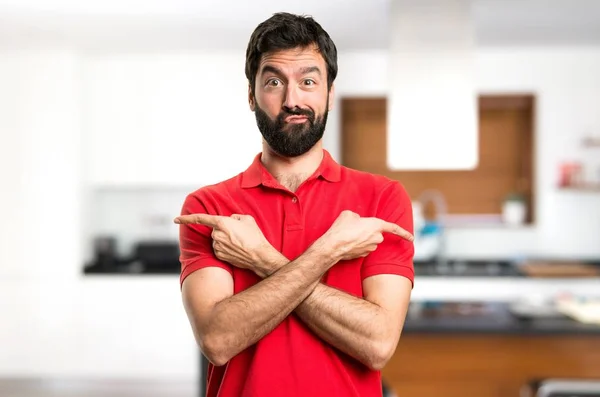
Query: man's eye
[
  {"left": 267, "top": 79, "right": 282, "bottom": 86},
  {"left": 304, "top": 79, "right": 315, "bottom": 86}
]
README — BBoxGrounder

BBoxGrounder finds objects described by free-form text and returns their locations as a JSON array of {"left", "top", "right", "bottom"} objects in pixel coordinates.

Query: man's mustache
[{"left": 279, "top": 107, "right": 315, "bottom": 120}]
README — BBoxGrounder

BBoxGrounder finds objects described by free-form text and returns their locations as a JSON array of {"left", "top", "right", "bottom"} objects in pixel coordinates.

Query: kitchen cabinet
[
  {"left": 384, "top": 334, "right": 600, "bottom": 397},
  {"left": 387, "top": 0, "right": 478, "bottom": 171},
  {"left": 0, "top": 278, "right": 198, "bottom": 378},
  {"left": 83, "top": 54, "right": 262, "bottom": 187},
  {"left": 75, "top": 277, "right": 198, "bottom": 377},
  {"left": 382, "top": 302, "right": 600, "bottom": 397}
]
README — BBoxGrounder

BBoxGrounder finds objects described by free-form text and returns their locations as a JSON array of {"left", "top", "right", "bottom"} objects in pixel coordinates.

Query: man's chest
[
  {"left": 213, "top": 190, "right": 372, "bottom": 254},
  {"left": 214, "top": 192, "right": 371, "bottom": 297}
]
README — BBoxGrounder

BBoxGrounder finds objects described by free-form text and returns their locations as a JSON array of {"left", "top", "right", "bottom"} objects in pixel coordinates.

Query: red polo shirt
[{"left": 179, "top": 149, "right": 414, "bottom": 397}]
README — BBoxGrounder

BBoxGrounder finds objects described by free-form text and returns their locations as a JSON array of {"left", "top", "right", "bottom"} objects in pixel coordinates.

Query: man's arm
[
  {"left": 259, "top": 254, "right": 412, "bottom": 370},
  {"left": 297, "top": 275, "right": 411, "bottom": 370},
  {"left": 257, "top": 182, "right": 415, "bottom": 370},
  {"left": 178, "top": 211, "right": 404, "bottom": 367},
  {"left": 181, "top": 238, "right": 335, "bottom": 366}
]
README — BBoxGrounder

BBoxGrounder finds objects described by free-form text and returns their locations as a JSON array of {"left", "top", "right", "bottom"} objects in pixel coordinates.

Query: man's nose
[{"left": 283, "top": 84, "right": 301, "bottom": 109}]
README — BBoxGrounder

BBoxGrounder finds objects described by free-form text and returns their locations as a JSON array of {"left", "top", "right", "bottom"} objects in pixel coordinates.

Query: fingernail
[{"left": 173, "top": 218, "right": 181, "bottom": 224}]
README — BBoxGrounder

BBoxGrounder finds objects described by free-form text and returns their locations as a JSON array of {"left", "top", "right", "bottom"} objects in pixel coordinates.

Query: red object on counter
[{"left": 559, "top": 162, "right": 583, "bottom": 187}]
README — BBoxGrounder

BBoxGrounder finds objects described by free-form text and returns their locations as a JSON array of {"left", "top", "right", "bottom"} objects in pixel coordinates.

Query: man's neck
[{"left": 260, "top": 143, "right": 324, "bottom": 192}]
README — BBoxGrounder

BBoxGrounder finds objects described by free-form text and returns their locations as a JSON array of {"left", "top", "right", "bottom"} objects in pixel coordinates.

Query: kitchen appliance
[
  {"left": 92, "top": 235, "right": 118, "bottom": 270},
  {"left": 531, "top": 379, "right": 600, "bottom": 397},
  {"left": 133, "top": 240, "right": 180, "bottom": 273}
]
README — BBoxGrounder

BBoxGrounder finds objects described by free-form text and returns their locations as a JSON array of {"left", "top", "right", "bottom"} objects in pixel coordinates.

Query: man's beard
[{"left": 254, "top": 98, "right": 328, "bottom": 158}]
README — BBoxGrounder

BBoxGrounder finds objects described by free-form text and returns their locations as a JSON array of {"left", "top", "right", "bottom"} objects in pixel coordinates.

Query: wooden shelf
[{"left": 559, "top": 183, "right": 600, "bottom": 191}]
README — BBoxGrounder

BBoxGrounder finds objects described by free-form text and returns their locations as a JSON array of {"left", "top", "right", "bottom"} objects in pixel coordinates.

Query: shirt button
[{"left": 291, "top": 197, "right": 298, "bottom": 203}]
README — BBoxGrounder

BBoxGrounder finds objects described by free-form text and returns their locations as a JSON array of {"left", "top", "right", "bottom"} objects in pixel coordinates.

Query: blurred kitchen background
[{"left": 2, "top": 0, "right": 600, "bottom": 396}]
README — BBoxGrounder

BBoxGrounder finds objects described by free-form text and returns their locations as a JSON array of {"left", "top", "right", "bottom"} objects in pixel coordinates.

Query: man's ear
[
  {"left": 248, "top": 84, "right": 255, "bottom": 111},
  {"left": 328, "top": 83, "right": 335, "bottom": 111}
]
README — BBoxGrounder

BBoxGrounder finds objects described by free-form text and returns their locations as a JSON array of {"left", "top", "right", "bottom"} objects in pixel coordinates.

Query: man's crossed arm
[{"left": 175, "top": 210, "right": 414, "bottom": 369}]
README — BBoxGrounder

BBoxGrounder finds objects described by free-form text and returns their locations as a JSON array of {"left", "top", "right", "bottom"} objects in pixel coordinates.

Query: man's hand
[
  {"left": 175, "top": 213, "right": 279, "bottom": 276},
  {"left": 322, "top": 210, "right": 414, "bottom": 261}
]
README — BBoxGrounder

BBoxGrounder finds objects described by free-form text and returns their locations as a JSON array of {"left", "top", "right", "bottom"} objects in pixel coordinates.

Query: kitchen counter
[
  {"left": 414, "top": 259, "right": 521, "bottom": 277},
  {"left": 413, "top": 258, "right": 600, "bottom": 277},
  {"left": 384, "top": 302, "right": 600, "bottom": 397},
  {"left": 403, "top": 301, "right": 600, "bottom": 335},
  {"left": 85, "top": 258, "right": 600, "bottom": 278}
]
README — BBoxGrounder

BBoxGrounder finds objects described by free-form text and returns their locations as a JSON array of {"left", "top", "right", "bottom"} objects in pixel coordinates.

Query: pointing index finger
[
  {"left": 173, "top": 214, "right": 225, "bottom": 228},
  {"left": 379, "top": 220, "right": 414, "bottom": 241}
]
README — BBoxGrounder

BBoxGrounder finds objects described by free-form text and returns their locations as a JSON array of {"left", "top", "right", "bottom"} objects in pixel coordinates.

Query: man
[{"left": 174, "top": 12, "right": 415, "bottom": 397}]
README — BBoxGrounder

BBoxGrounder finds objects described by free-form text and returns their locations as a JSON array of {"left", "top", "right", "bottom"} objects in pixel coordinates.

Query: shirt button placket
[{"left": 282, "top": 195, "right": 303, "bottom": 259}]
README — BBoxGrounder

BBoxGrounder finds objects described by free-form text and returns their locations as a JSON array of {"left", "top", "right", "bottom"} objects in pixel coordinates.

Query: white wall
[
  {"left": 82, "top": 52, "right": 261, "bottom": 187},
  {"left": 0, "top": 50, "right": 198, "bottom": 380},
  {"left": 0, "top": 50, "right": 82, "bottom": 280}
]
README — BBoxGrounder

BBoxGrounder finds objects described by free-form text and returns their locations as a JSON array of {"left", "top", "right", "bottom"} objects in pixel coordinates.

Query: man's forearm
[
  {"left": 204, "top": 242, "right": 335, "bottom": 365},
  {"left": 263, "top": 255, "right": 394, "bottom": 370},
  {"left": 295, "top": 283, "right": 393, "bottom": 369}
]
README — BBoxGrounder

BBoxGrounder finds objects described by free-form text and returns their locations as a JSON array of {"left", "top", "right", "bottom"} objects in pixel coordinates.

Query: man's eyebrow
[
  {"left": 299, "top": 66, "right": 322, "bottom": 76},
  {"left": 260, "top": 65, "right": 322, "bottom": 77},
  {"left": 260, "top": 65, "right": 283, "bottom": 76}
]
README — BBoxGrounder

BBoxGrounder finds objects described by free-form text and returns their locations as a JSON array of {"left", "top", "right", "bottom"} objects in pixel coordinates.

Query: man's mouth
[{"left": 285, "top": 115, "right": 309, "bottom": 123}]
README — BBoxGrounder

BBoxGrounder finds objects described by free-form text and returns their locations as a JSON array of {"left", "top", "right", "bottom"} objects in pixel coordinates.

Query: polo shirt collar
[
  {"left": 241, "top": 149, "right": 341, "bottom": 189},
  {"left": 318, "top": 149, "right": 342, "bottom": 183}
]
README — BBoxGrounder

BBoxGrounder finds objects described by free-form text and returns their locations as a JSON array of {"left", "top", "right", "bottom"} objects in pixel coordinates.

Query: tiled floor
[{"left": 0, "top": 378, "right": 198, "bottom": 397}]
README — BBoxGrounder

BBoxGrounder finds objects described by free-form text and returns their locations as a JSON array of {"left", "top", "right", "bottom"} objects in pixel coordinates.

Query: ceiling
[{"left": 1, "top": 0, "right": 600, "bottom": 52}]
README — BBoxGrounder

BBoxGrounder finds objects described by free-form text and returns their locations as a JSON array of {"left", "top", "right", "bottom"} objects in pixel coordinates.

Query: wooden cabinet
[{"left": 382, "top": 334, "right": 600, "bottom": 397}]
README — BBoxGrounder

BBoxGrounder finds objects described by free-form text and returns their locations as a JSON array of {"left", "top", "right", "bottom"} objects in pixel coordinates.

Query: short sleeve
[
  {"left": 361, "top": 181, "right": 415, "bottom": 287},
  {"left": 178, "top": 192, "right": 233, "bottom": 287}
]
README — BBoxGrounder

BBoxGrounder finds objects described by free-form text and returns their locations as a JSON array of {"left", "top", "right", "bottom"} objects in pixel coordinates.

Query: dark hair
[{"left": 245, "top": 12, "right": 338, "bottom": 95}]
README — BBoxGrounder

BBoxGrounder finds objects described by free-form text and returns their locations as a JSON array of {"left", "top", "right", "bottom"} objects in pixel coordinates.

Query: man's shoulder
[
  {"left": 184, "top": 173, "right": 244, "bottom": 204},
  {"left": 341, "top": 166, "right": 402, "bottom": 191},
  {"left": 340, "top": 166, "right": 411, "bottom": 207}
]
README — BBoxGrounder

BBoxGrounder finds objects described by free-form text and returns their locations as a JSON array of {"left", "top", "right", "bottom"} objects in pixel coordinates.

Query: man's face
[{"left": 249, "top": 46, "right": 334, "bottom": 157}]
